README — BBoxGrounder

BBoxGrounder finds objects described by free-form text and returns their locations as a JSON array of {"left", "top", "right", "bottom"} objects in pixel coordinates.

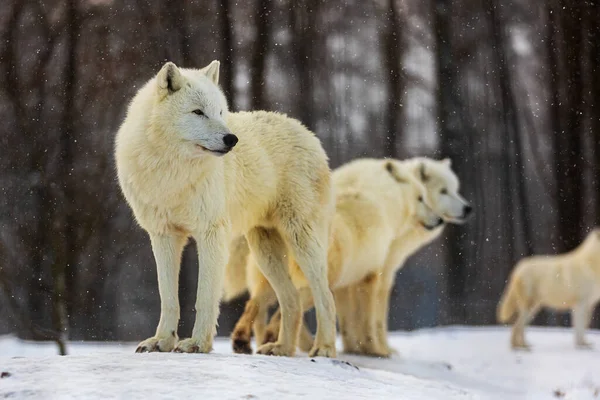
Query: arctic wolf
[
  {"left": 229, "top": 158, "right": 445, "bottom": 354},
  {"left": 497, "top": 228, "right": 600, "bottom": 350},
  {"left": 260, "top": 157, "right": 471, "bottom": 356},
  {"left": 115, "top": 60, "right": 336, "bottom": 357},
  {"left": 335, "top": 157, "right": 471, "bottom": 356}
]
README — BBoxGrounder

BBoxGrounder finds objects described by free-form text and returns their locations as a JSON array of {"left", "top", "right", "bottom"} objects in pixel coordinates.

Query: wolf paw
[
  {"left": 262, "top": 329, "right": 278, "bottom": 345},
  {"left": 511, "top": 343, "right": 531, "bottom": 352},
  {"left": 342, "top": 344, "right": 362, "bottom": 355},
  {"left": 256, "top": 342, "right": 295, "bottom": 356},
  {"left": 386, "top": 345, "right": 399, "bottom": 356},
  {"left": 135, "top": 334, "right": 177, "bottom": 353},
  {"left": 173, "top": 338, "right": 212, "bottom": 353},
  {"left": 298, "top": 334, "right": 314, "bottom": 353},
  {"left": 373, "top": 341, "right": 398, "bottom": 357},
  {"left": 231, "top": 331, "right": 253, "bottom": 354},
  {"left": 308, "top": 343, "right": 336, "bottom": 358},
  {"left": 363, "top": 347, "right": 393, "bottom": 358},
  {"left": 576, "top": 341, "right": 594, "bottom": 350}
]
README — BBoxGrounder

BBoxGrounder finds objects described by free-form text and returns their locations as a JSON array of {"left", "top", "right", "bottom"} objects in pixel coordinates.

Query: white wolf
[
  {"left": 228, "top": 158, "right": 465, "bottom": 355},
  {"left": 334, "top": 157, "right": 471, "bottom": 356},
  {"left": 497, "top": 228, "right": 600, "bottom": 350},
  {"left": 115, "top": 60, "right": 337, "bottom": 357}
]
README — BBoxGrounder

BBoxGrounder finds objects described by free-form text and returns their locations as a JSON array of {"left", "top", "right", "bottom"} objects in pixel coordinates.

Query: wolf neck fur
[
  {"left": 565, "top": 235, "right": 600, "bottom": 276},
  {"left": 132, "top": 123, "right": 225, "bottom": 200}
]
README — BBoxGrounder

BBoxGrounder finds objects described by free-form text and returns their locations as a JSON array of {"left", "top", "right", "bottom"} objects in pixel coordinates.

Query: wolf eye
[
  {"left": 192, "top": 109, "right": 206, "bottom": 117},
  {"left": 440, "top": 188, "right": 448, "bottom": 195},
  {"left": 220, "top": 110, "right": 223, "bottom": 116}
]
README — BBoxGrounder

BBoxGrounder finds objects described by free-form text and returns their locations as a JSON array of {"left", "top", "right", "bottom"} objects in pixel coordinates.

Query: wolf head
[
  {"left": 385, "top": 161, "right": 444, "bottom": 231},
  {"left": 152, "top": 60, "right": 238, "bottom": 157},
  {"left": 410, "top": 158, "right": 472, "bottom": 224}
]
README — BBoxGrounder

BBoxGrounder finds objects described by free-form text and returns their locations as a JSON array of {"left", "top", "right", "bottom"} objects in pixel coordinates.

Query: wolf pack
[{"left": 114, "top": 61, "right": 600, "bottom": 359}]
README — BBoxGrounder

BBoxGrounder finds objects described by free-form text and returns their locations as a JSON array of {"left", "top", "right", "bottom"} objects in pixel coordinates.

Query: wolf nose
[
  {"left": 464, "top": 205, "right": 473, "bottom": 216},
  {"left": 223, "top": 134, "right": 238, "bottom": 148}
]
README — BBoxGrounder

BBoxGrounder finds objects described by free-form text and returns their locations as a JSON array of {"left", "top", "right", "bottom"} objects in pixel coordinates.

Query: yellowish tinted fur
[
  {"left": 115, "top": 61, "right": 336, "bottom": 357},
  {"left": 336, "top": 157, "right": 469, "bottom": 356},
  {"left": 497, "top": 228, "right": 600, "bottom": 350},
  {"left": 229, "top": 158, "right": 444, "bottom": 355}
]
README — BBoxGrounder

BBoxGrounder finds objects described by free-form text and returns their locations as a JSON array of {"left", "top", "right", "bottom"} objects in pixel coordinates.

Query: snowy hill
[{"left": 1, "top": 326, "right": 598, "bottom": 399}]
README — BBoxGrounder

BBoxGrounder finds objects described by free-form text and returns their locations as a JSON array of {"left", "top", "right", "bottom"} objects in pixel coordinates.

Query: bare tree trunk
[
  {"left": 290, "top": 0, "right": 318, "bottom": 130},
  {"left": 158, "top": 0, "right": 192, "bottom": 65},
  {"left": 432, "top": 0, "right": 467, "bottom": 323},
  {"left": 2, "top": 0, "right": 62, "bottom": 338},
  {"left": 543, "top": 0, "right": 584, "bottom": 327},
  {"left": 584, "top": 0, "right": 600, "bottom": 330},
  {"left": 48, "top": 0, "right": 84, "bottom": 355},
  {"left": 2, "top": 0, "right": 41, "bottom": 327},
  {"left": 250, "top": 0, "right": 272, "bottom": 110},
  {"left": 550, "top": 1, "right": 584, "bottom": 253},
  {"left": 218, "top": 0, "right": 235, "bottom": 107},
  {"left": 488, "top": 0, "right": 533, "bottom": 258},
  {"left": 590, "top": 2, "right": 600, "bottom": 226},
  {"left": 382, "top": 0, "right": 403, "bottom": 158},
  {"left": 0, "top": 255, "right": 65, "bottom": 351}
]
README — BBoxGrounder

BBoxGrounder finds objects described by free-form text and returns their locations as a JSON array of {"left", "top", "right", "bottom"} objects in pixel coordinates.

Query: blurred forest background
[{"left": 1, "top": 0, "right": 599, "bottom": 354}]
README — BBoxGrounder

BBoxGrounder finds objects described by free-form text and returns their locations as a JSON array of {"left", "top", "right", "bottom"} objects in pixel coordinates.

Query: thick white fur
[
  {"left": 336, "top": 157, "right": 471, "bottom": 356},
  {"left": 229, "top": 157, "right": 446, "bottom": 354},
  {"left": 497, "top": 228, "right": 600, "bottom": 350},
  {"left": 254, "top": 157, "right": 470, "bottom": 355},
  {"left": 115, "top": 61, "right": 337, "bottom": 357}
]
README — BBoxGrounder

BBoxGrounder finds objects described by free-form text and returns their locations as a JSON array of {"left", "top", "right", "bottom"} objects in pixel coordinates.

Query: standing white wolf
[
  {"left": 115, "top": 61, "right": 337, "bottom": 357},
  {"left": 229, "top": 158, "right": 445, "bottom": 354},
  {"left": 497, "top": 228, "right": 600, "bottom": 350},
  {"left": 335, "top": 157, "right": 471, "bottom": 356}
]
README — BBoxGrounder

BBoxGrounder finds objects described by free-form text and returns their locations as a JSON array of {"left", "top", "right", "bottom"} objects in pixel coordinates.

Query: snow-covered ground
[{"left": 1, "top": 326, "right": 598, "bottom": 399}]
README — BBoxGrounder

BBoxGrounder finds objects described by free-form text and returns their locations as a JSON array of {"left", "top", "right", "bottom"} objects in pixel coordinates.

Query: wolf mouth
[
  {"left": 422, "top": 220, "right": 445, "bottom": 230},
  {"left": 195, "top": 144, "right": 230, "bottom": 155}
]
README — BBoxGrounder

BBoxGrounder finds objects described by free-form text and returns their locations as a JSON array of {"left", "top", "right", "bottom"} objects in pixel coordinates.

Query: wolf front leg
[
  {"left": 231, "top": 276, "right": 277, "bottom": 354},
  {"left": 246, "top": 227, "right": 301, "bottom": 356},
  {"left": 174, "top": 223, "right": 229, "bottom": 353},
  {"left": 372, "top": 267, "right": 400, "bottom": 357},
  {"left": 286, "top": 224, "right": 337, "bottom": 358},
  {"left": 136, "top": 233, "right": 187, "bottom": 353},
  {"left": 352, "top": 272, "right": 391, "bottom": 357},
  {"left": 264, "top": 287, "right": 315, "bottom": 352},
  {"left": 572, "top": 302, "right": 594, "bottom": 349},
  {"left": 373, "top": 241, "right": 410, "bottom": 357}
]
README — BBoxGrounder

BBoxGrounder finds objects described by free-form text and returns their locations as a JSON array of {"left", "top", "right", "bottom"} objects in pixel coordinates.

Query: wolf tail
[
  {"left": 222, "top": 235, "right": 250, "bottom": 302},
  {"left": 497, "top": 276, "right": 519, "bottom": 323}
]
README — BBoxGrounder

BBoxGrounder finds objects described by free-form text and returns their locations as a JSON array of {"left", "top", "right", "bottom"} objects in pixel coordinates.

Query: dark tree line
[{"left": 1, "top": 0, "right": 599, "bottom": 353}]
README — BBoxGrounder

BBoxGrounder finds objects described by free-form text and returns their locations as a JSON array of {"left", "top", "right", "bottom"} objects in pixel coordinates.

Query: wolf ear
[
  {"left": 385, "top": 161, "right": 407, "bottom": 183},
  {"left": 442, "top": 158, "right": 452, "bottom": 167},
  {"left": 201, "top": 60, "right": 220, "bottom": 85},
  {"left": 419, "top": 163, "right": 430, "bottom": 182},
  {"left": 157, "top": 62, "right": 184, "bottom": 95}
]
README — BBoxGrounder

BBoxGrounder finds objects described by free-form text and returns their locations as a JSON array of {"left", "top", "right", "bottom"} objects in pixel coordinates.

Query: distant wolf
[
  {"left": 115, "top": 60, "right": 336, "bottom": 357},
  {"left": 497, "top": 228, "right": 600, "bottom": 350}
]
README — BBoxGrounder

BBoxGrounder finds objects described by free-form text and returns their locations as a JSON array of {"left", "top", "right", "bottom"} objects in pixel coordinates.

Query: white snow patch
[{"left": 1, "top": 326, "right": 599, "bottom": 399}]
